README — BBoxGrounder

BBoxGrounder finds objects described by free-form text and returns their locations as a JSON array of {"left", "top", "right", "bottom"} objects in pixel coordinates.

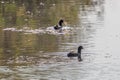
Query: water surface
[{"left": 0, "top": 0, "right": 113, "bottom": 80}]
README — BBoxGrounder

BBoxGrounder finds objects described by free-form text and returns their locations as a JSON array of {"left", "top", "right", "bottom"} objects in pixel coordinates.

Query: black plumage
[{"left": 67, "top": 46, "right": 83, "bottom": 61}]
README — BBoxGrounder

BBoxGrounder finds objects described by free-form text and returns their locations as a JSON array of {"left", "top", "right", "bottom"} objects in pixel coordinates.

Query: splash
[{"left": 3, "top": 26, "right": 74, "bottom": 35}]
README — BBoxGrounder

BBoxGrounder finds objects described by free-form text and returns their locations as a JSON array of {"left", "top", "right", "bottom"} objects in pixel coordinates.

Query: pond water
[{"left": 1, "top": 0, "right": 119, "bottom": 80}]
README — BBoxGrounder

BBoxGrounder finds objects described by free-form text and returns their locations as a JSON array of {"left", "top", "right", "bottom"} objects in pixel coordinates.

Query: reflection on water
[
  {"left": 0, "top": 0, "right": 84, "bottom": 28},
  {"left": 0, "top": 0, "right": 105, "bottom": 80}
]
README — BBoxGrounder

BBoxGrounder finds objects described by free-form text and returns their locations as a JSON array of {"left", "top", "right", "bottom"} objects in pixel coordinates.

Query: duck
[
  {"left": 54, "top": 19, "right": 64, "bottom": 31},
  {"left": 67, "top": 46, "right": 83, "bottom": 61}
]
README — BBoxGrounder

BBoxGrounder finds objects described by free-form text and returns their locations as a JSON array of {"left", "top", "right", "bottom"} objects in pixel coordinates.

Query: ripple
[{"left": 3, "top": 26, "right": 74, "bottom": 35}]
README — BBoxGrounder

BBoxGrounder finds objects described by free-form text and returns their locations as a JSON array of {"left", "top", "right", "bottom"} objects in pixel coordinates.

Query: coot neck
[
  {"left": 59, "top": 22, "right": 63, "bottom": 26},
  {"left": 78, "top": 48, "right": 82, "bottom": 53},
  {"left": 58, "top": 20, "right": 63, "bottom": 27}
]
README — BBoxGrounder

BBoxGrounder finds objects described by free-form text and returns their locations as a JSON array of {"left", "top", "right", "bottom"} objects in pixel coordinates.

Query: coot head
[
  {"left": 58, "top": 19, "right": 64, "bottom": 26},
  {"left": 78, "top": 46, "right": 83, "bottom": 53},
  {"left": 79, "top": 46, "right": 83, "bottom": 49}
]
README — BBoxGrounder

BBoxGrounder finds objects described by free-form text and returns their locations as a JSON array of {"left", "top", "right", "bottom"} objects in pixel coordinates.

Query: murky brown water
[{"left": 1, "top": 0, "right": 118, "bottom": 80}]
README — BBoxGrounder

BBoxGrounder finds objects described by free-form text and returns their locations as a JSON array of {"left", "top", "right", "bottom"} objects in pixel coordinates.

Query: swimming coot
[
  {"left": 54, "top": 19, "right": 64, "bottom": 30},
  {"left": 67, "top": 46, "right": 83, "bottom": 61}
]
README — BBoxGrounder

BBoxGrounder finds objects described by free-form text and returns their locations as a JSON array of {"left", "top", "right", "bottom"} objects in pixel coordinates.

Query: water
[{"left": 2, "top": 0, "right": 120, "bottom": 80}]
